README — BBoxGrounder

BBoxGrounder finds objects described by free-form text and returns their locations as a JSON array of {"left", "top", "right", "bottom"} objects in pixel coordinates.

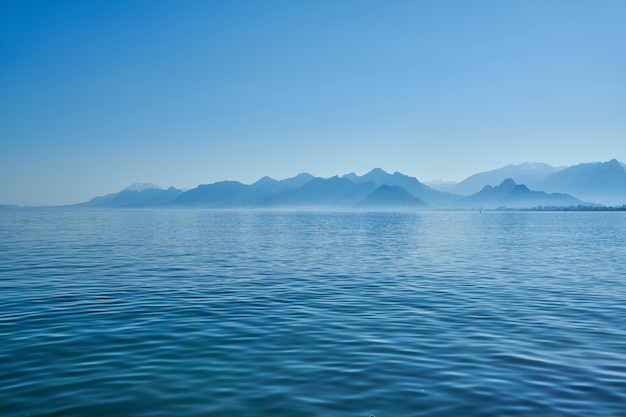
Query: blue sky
[{"left": 1, "top": 0, "right": 625, "bottom": 205}]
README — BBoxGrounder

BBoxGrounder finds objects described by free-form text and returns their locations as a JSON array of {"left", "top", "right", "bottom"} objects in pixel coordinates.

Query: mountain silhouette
[
  {"left": 440, "top": 162, "right": 562, "bottom": 195},
  {"left": 260, "top": 176, "right": 377, "bottom": 208},
  {"left": 78, "top": 186, "right": 182, "bottom": 208},
  {"left": 358, "top": 185, "right": 430, "bottom": 209},
  {"left": 343, "top": 169, "right": 456, "bottom": 205},
  {"left": 171, "top": 173, "right": 317, "bottom": 207},
  {"left": 453, "top": 179, "right": 585, "bottom": 209},
  {"left": 534, "top": 160, "right": 626, "bottom": 206},
  {"left": 249, "top": 173, "right": 315, "bottom": 197},
  {"left": 61, "top": 160, "right": 626, "bottom": 210},
  {"left": 123, "top": 183, "right": 162, "bottom": 192},
  {"left": 172, "top": 181, "right": 250, "bottom": 207}
]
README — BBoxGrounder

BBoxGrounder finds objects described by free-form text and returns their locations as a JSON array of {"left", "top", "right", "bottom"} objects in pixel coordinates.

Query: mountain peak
[
  {"left": 499, "top": 178, "right": 517, "bottom": 189},
  {"left": 358, "top": 185, "right": 429, "bottom": 208},
  {"left": 293, "top": 172, "right": 314, "bottom": 179},
  {"left": 517, "top": 162, "right": 558, "bottom": 171},
  {"left": 365, "top": 168, "right": 389, "bottom": 176},
  {"left": 361, "top": 168, "right": 391, "bottom": 183},
  {"left": 252, "top": 176, "right": 278, "bottom": 186},
  {"left": 607, "top": 159, "right": 621, "bottom": 167},
  {"left": 448, "top": 162, "right": 562, "bottom": 195},
  {"left": 538, "top": 159, "right": 626, "bottom": 205},
  {"left": 123, "top": 183, "right": 162, "bottom": 192}
]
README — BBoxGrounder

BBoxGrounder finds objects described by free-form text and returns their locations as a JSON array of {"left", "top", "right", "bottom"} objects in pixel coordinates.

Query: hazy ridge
[{"left": 6, "top": 160, "right": 626, "bottom": 209}]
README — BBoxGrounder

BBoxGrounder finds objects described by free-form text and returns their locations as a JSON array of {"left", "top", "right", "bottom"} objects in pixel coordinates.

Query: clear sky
[{"left": 1, "top": 0, "right": 625, "bottom": 205}]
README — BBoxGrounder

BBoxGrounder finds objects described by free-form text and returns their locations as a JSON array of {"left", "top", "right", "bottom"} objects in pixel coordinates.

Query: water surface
[{"left": 1, "top": 210, "right": 625, "bottom": 416}]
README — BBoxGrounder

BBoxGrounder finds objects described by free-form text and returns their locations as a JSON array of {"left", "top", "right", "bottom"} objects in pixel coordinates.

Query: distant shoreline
[
  {"left": 496, "top": 205, "right": 626, "bottom": 212},
  {"left": 3, "top": 205, "right": 626, "bottom": 212}
]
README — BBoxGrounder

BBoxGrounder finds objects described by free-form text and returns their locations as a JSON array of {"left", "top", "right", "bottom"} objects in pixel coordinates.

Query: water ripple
[{"left": 1, "top": 210, "right": 625, "bottom": 416}]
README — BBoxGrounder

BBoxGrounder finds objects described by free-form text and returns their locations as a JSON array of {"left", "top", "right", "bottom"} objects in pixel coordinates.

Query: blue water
[{"left": 1, "top": 209, "right": 625, "bottom": 416}]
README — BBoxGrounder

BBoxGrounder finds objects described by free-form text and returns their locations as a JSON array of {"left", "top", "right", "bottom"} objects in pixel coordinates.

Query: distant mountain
[
  {"left": 171, "top": 173, "right": 316, "bottom": 207},
  {"left": 67, "top": 161, "right": 625, "bottom": 210},
  {"left": 343, "top": 169, "right": 458, "bottom": 206},
  {"left": 423, "top": 179, "right": 459, "bottom": 193},
  {"left": 171, "top": 181, "right": 249, "bottom": 207},
  {"left": 78, "top": 186, "right": 182, "bottom": 208},
  {"left": 249, "top": 173, "right": 315, "bottom": 196},
  {"left": 452, "top": 179, "right": 585, "bottom": 209},
  {"left": 534, "top": 160, "right": 626, "bottom": 206},
  {"left": 344, "top": 168, "right": 392, "bottom": 185},
  {"left": 260, "top": 176, "right": 377, "bottom": 208},
  {"left": 123, "top": 183, "right": 162, "bottom": 192},
  {"left": 358, "top": 185, "right": 430, "bottom": 209},
  {"left": 172, "top": 171, "right": 439, "bottom": 209},
  {"left": 445, "top": 162, "right": 563, "bottom": 195}
]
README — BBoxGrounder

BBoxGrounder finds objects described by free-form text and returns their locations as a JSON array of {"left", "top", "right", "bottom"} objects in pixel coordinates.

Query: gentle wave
[{"left": 1, "top": 210, "right": 625, "bottom": 416}]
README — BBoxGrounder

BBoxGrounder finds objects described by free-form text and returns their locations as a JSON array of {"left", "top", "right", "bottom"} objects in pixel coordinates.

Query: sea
[{"left": 1, "top": 209, "right": 625, "bottom": 417}]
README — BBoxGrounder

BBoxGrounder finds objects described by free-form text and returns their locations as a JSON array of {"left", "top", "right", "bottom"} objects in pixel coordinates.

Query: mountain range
[
  {"left": 535, "top": 160, "right": 626, "bottom": 206},
  {"left": 432, "top": 162, "right": 563, "bottom": 195},
  {"left": 428, "top": 159, "right": 626, "bottom": 207},
  {"left": 57, "top": 159, "right": 626, "bottom": 210},
  {"left": 451, "top": 179, "right": 585, "bottom": 209}
]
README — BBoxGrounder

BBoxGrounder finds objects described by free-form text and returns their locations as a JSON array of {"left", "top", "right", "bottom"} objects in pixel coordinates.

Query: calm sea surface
[{"left": 1, "top": 209, "right": 625, "bottom": 416}]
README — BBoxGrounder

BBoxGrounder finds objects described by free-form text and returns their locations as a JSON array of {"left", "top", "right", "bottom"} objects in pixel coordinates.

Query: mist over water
[{"left": 1, "top": 209, "right": 625, "bottom": 416}]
